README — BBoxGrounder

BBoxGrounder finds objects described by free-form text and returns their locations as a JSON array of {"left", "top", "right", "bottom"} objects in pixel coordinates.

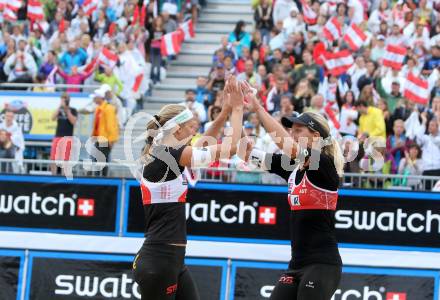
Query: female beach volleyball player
[
  {"left": 242, "top": 82, "right": 344, "bottom": 300},
  {"left": 132, "top": 77, "right": 244, "bottom": 300}
]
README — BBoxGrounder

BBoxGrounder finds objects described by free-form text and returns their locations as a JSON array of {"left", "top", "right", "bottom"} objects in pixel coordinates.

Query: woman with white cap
[
  {"left": 241, "top": 82, "right": 345, "bottom": 300},
  {"left": 132, "top": 76, "right": 244, "bottom": 300}
]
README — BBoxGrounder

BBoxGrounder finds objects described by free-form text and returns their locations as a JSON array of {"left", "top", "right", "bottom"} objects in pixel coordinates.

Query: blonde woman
[
  {"left": 242, "top": 82, "right": 344, "bottom": 300},
  {"left": 133, "top": 77, "right": 244, "bottom": 300}
]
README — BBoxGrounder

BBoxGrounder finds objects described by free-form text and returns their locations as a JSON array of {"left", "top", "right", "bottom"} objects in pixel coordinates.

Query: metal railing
[
  {"left": 0, "top": 82, "right": 101, "bottom": 93},
  {"left": 1, "top": 158, "right": 439, "bottom": 191}
]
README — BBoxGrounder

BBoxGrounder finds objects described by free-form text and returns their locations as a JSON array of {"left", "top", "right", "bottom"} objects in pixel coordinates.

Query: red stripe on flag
[{"left": 132, "top": 74, "right": 143, "bottom": 92}]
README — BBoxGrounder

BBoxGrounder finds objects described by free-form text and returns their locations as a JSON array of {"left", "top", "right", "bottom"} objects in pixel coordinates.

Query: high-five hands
[
  {"left": 224, "top": 76, "right": 244, "bottom": 108},
  {"left": 240, "top": 81, "right": 260, "bottom": 113}
]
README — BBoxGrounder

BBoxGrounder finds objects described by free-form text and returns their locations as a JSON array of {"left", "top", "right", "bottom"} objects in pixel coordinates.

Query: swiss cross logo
[
  {"left": 386, "top": 292, "right": 407, "bottom": 300},
  {"left": 258, "top": 207, "right": 277, "bottom": 225},
  {"left": 76, "top": 199, "right": 95, "bottom": 217}
]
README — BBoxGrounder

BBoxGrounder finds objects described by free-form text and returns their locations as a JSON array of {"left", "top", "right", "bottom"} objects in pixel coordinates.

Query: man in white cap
[
  {"left": 100, "top": 83, "right": 126, "bottom": 128},
  {"left": 90, "top": 88, "right": 119, "bottom": 176}
]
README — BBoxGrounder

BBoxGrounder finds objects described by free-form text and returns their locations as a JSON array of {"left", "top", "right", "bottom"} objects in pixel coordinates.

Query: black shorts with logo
[
  {"left": 133, "top": 243, "right": 200, "bottom": 300},
  {"left": 269, "top": 263, "right": 342, "bottom": 300}
]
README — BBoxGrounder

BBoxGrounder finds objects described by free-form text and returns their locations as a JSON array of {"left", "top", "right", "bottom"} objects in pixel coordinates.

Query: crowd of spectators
[
  {"left": 1, "top": 0, "right": 440, "bottom": 190},
  {"left": 0, "top": 0, "right": 204, "bottom": 122},
  {"left": 181, "top": 0, "right": 440, "bottom": 190}
]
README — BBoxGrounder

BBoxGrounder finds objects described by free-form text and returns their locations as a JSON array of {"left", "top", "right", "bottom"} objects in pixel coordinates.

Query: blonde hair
[
  {"left": 142, "top": 104, "right": 186, "bottom": 159},
  {"left": 304, "top": 112, "right": 345, "bottom": 177}
]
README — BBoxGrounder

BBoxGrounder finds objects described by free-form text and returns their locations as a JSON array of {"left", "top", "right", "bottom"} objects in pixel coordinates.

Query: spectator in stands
[
  {"left": 355, "top": 100, "right": 386, "bottom": 141},
  {"left": 291, "top": 51, "right": 320, "bottom": 92},
  {"left": 149, "top": 16, "right": 166, "bottom": 85},
  {"left": 100, "top": 84, "right": 126, "bottom": 128},
  {"left": 0, "top": 110, "right": 24, "bottom": 173},
  {"left": 398, "top": 143, "right": 424, "bottom": 189},
  {"left": 228, "top": 20, "right": 251, "bottom": 58},
  {"left": 339, "top": 91, "right": 358, "bottom": 137},
  {"left": 59, "top": 42, "right": 88, "bottom": 74},
  {"left": 416, "top": 114, "right": 440, "bottom": 189},
  {"left": 386, "top": 119, "right": 410, "bottom": 168},
  {"left": 57, "top": 65, "right": 96, "bottom": 93},
  {"left": 91, "top": 88, "right": 119, "bottom": 176},
  {"left": 237, "top": 59, "right": 262, "bottom": 88},
  {"left": 0, "top": 129, "right": 16, "bottom": 173},
  {"left": 50, "top": 93, "right": 78, "bottom": 175},
  {"left": 291, "top": 79, "right": 314, "bottom": 114},
  {"left": 94, "top": 66, "right": 123, "bottom": 96},
  {"left": 3, "top": 38, "right": 37, "bottom": 84},
  {"left": 39, "top": 50, "right": 57, "bottom": 78},
  {"left": 266, "top": 75, "right": 288, "bottom": 114},
  {"left": 254, "top": 0, "right": 273, "bottom": 44},
  {"left": 207, "top": 63, "right": 226, "bottom": 98},
  {"left": 203, "top": 106, "right": 222, "bottom": 132},
  {"left": 180, "top": 89, "right": 207, "bottom": 123},
  {"left": 195, "top": 76, "right": 211, "bottom": 107},
  {"left": 272, "top": 94, "right": 296, "bottom": 121}
]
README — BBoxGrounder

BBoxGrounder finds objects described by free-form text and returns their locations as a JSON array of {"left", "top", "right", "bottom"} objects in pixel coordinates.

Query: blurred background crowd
[{"left": 0, "top": 0, "right": 440, "bottom": 190}]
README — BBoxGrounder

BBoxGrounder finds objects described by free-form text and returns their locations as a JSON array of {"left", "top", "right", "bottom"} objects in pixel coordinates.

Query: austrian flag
[
  {"left": 343, "top": 23, "right": 367, "bottom": 51},
  {"left": 82, "top": 0, "right": 98, "bottom": 16},
  {"left": 300, "top": 0, "right": 317, "bottom": 25},
  {"left": 404, "top": 73, "right": 430, "bottom": 105},
  {"left": 383, "top": 45, "right": 407, "bottom": 70},
  {"left": 27, "top": 0, "right": 44, "bottom": 21},
  {"left": 98, "top": 48, "right": 119, "bottom": 69},
  {"left": 323, "top": 17, "right": 342, "bottom": 42},
  {"left": 178, "top": 20, "right": 195, "bottom": 42},
  {"left": 161, "top": 32, "right": 182, "bottom": 56},
  {"left": 322, "top": 50, "right": 354, "bottom": 76}
]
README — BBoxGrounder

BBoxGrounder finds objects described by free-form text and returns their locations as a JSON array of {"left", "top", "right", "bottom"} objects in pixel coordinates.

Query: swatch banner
[
  {"left": 0, "top": 177, "right": 120, "bottom": 234},
  {"left": 0, "top": 255, "right": 20, "bottom": 300},
  {"left": 125, "top": 182, "right": 440, "bottom": 248},
  {"left": 125, "top": 183, "right": 291, "bottom": 240},
  {"left": 232, "top": 264, "right": 436, "bottom": 300},
  {"left": 27, "top": 255, "right": 225, "bottom": 300}
]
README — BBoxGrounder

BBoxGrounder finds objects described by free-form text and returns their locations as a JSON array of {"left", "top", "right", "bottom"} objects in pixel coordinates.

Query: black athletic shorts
[
  {"left": 270, "top": 263, "right": 342, "bottom": 300},
  {"left": 133, "top": 243, "right": 200, "bottom": 300}
]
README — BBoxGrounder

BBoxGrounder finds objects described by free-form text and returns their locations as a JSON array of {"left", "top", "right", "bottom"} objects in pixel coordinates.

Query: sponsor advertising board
[
  {"left": 124, "top": 181, "right": 289, "bottom": 241},
  {"left": 125, "top": 182, "right": 440, "bottom": 249},
  {"left": 0, "top": 92, "right": 91, "bottom": 139},
  {"left": 230, "top": 261, "right": 439, "bottom": 300},
  {"left": 25, "top": 251, "right": 227, "bottom": 300},
  {"left": 0, "top": 176, "right": 121, "bottom": 234},
  {"left": 0, "top": 250, "right": 24, "bottom": 300}
]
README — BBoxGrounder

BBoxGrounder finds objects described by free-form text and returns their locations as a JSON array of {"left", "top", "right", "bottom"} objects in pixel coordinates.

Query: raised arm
[
  {"left": 241, "top": 81, "right": 298, "bottom": 158},
  {"left": 179, "top": 76, "right": 244, "bottom": 167},
  {"left": 194, "top": 94, "right": 231, "bottom": 147}
]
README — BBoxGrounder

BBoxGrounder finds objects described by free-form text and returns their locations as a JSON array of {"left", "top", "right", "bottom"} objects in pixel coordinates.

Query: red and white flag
[
  {"left": 3, "top": 7, "right": 18, "bottom": 21},
  {"left": 161, "top": 31, "right": 182, "bottom": 56},
  {"left": 178, "top": 19, "right": 195, "bottom": 41},
  {"left": 343, "top": 23, "right": 367, "bottom": 51},
  {"left": 79, "top": 56, "right": 98, "bottom": 73},
  {"left": 404, "top": 72, "right": 430, "bottom": 104},
  {"left": 322, "top": 50, "right": 354, "bottom": 76},
  {"left": 323, "top": 17, "right": 342, "bottom": 42},
  {"left": 132, "top": 73, "right": 144, "bottom": 92},
  {"left": 382, "top": 44, "right": 407, "bottom": 70},
  {"left": 7, "top": 0, "right": 21, "bottom": 11},
  {"left": 300, "top": 0, "right": 317, "bottom": 25},
  {"left": 82, "top": 0, "right": 98, "bottom": 16},
  {"left": 98, "top": 48, "right": 119, "bottom": 69},
  {"left": 46, "top": 65, "right": 58, "bottom": 86},
  {"left": 27, "top": 0, "right": 44, "bottom": 21}
]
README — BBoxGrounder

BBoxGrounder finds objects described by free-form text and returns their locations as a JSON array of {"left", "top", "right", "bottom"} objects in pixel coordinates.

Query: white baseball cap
[{"left": 90, "top": 88, "right": 105, "bottom": 99}]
